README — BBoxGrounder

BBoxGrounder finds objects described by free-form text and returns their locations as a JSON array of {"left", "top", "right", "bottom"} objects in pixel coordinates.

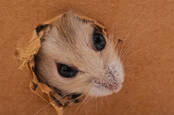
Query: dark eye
[
  {"left": 93, "top": 31, "right": 106, "bottom": 51},
  {"left": 57, "top": 64, "right": 78, "bottom": 78}
]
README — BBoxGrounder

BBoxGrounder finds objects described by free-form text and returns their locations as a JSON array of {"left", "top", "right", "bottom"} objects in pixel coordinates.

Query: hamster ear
[{"left": 35, "top": 24, "right": 49, "bottom": 34}]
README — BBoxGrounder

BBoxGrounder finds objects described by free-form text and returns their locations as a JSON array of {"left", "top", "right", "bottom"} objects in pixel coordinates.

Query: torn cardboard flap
[
  {"left": 19, "top": 12, "right": 93, "bottom": 115},
  {"left": 19, "top": 15, "right": 64, "bottom": 115},
  {"left": 19, "top": 11, "right": 107, "bottom": 115}
]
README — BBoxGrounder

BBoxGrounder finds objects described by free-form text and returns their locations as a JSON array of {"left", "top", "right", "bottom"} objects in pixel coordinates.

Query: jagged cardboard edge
[{"left": 18, "top": 11, "right": 107, "bottom": 115}]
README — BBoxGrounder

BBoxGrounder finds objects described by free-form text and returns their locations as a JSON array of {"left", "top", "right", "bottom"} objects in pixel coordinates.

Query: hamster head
[{"left": 35, "top": 12, "right": 124, "bottom": 97}]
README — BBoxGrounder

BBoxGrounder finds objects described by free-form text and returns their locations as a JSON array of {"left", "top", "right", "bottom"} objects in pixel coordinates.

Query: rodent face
[{"left": 35, "top": 12, "right": 124, "bottom": 97}]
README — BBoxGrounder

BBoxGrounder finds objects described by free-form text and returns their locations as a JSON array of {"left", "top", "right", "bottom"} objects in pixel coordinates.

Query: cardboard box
[{"left": 0, "top": 0, "right": 174, "bottom": 115}]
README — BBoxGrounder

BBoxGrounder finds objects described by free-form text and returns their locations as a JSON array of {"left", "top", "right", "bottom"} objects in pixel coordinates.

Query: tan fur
[{"left": 35, "top": 11, "right": 124, "bottom": 97}]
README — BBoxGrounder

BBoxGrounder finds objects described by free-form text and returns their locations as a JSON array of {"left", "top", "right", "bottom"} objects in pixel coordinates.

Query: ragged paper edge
[
  {"left": 18, "top": 14, "right": 64, "bottom": 115},
  {"left": 18, "top": 11, "right": 107, "bottom": 115}
]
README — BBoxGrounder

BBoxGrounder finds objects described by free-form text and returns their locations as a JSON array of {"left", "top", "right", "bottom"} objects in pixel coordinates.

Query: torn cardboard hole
[{"left": 19, "top": 12, "right": 106, "bottom": 115}]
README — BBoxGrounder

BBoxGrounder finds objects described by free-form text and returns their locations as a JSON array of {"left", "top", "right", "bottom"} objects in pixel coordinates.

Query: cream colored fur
[{"left": 36, "top": 12, "right": 124, "bottom": 97}]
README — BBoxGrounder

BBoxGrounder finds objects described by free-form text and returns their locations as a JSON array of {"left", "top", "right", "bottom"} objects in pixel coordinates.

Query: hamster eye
[
  {"left": 57, "top": 64, "right": 78, "bottom": 78},
  {"left": 92, "top": 31, "right": 106, "bottom": 51}
]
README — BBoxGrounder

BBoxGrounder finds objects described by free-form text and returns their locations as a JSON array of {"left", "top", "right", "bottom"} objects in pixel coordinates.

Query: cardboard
[
  {"left": 19, "top": 25, "right": 64, "bottom": 114},
  {"left": 0, "top": 0, "right": 174, "bottom": 115}
]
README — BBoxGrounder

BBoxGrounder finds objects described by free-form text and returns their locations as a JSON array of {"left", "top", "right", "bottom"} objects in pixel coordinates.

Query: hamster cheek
[{"left": 87, "top": 85, "right": 113, "bottom": 97}]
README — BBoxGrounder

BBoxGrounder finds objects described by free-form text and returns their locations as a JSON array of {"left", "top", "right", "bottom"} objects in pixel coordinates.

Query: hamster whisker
[
  {"left": 95, "top": 97, "right": 99, "bottom": 113},
  {"left": 115, "top": 39, "right": 123, "bottom": 52},
  {"left": 73, "top": 96, "right": 90, "bottom": 114},
  {"left": 101, "top": 96, "right": 105, "bottom": 107},
  {"left": 103, "top": 96, "right": 110, "bottom": 107},
  {"left": 33, "top": 100, "right": 53, "bottom": 115},
  {"left": 118, "top": 22, "right": 155, "bottom": 60},
  {"left": 115, "top": 39, "right": 128, "bottom": 64},
  {"left": 127, "top": 44, "right": 152, "bottom": 58},
  {"left": 73, "top": 95, "right": 91, "bottom": 114},
  {"left": 121, "top": 46, "right": 129, "bottom": 64}
]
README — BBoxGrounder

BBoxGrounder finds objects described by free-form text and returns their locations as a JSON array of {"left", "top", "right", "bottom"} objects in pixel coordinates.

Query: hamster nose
[{"left": 106, "top": 65, "right": 124, "bottom": 83}]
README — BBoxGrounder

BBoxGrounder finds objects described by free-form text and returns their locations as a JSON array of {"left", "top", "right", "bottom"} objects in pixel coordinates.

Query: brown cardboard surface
[{"left": 0, "top": 0, "right": 174, "bottom": 115}]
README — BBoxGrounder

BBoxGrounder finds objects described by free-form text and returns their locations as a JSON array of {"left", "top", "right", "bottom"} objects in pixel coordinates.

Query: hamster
[{"left": 34, "top": 11, "right": 124, "bottom": 98}]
